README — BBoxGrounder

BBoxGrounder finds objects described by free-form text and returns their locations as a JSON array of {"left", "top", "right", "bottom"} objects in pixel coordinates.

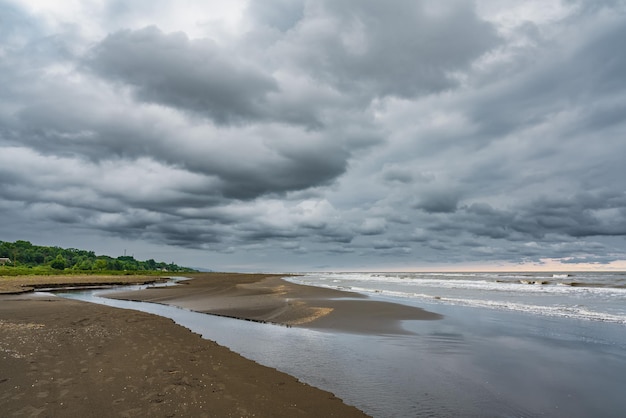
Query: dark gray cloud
[
  {"left": 467, "top": 7, "right": 626, "bottom": 143},
  {"left": 282, "top": 0, "right": 500, "bottom": 99},
  {"left": 246, "top": 0, "right": 305, "bottom": 32},
  {"left": 1, "top": 0, "right": 626, "bottom": 271},
  {"left": 86, "top": 26, "right": 278, "bottom": 124},
  {"left": 415, "top": 190, "right": 461, "bottom": 214},
  {"left": 3, "top": 78, "right": 355, "bottom": 203}
]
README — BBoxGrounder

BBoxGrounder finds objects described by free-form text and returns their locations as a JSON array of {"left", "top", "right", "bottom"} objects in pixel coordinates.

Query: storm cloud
[
  {"left": 86, "top": 26, "right": 278, "bottom": 124},
  {"left": 1, "top": 0, "right": 626, "bottom": 271}
]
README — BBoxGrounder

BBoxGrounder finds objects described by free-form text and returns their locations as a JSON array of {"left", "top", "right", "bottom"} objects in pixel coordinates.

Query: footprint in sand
[
  {"left": 14, "top": 405, "right": 46, "bottom": 416},
  {"left": 54, "top": 377, "right": 74, "bottom": 385}
]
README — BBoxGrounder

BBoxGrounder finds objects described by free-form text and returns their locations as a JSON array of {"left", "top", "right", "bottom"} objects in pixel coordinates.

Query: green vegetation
[{"left": 0, "top": 240, "right": 197, "bottom": 276}]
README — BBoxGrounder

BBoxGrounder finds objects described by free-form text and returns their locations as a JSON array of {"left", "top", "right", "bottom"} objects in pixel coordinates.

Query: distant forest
[{"left": 0, "top": 240, "right": 197, "bottom": 274}]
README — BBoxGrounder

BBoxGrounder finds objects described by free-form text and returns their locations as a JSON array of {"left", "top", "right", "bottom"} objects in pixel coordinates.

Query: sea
[
  {"left": 287, "top": 271, "right": 626, "bottom": 324},
  {"left": 53, "top": 271, "right": 626, "bottom": 418}
]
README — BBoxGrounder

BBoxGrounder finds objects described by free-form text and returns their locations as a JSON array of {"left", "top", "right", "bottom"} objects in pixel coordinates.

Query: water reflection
[{"left": 50, "top": 286, "right": 626, "bottom": 418}]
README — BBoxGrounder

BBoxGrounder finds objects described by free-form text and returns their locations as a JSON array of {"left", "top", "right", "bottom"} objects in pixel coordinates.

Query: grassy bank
[{"left": 0, "top": 265, "right": 173, "bottom": 277}]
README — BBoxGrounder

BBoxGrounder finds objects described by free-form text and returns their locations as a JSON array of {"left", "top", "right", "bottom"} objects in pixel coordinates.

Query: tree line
[{"left": 0, "top": 240, "right": 197, "bottom": 274}]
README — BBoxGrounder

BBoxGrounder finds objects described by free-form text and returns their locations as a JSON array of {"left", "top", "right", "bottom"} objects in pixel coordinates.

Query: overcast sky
[{"left": 1, "top": 0, "right": 626, "bottom": 272}]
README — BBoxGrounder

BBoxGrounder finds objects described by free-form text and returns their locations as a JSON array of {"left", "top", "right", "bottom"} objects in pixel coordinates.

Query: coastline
[
  {"left": 3, "top": 273, "right": 625, "bottom": 416},
  {"left": 106, "top": 273, "right": 443, "bottom": 334},
  {"left": 0, "top": 290, "right": 368, "bottom": 417}
]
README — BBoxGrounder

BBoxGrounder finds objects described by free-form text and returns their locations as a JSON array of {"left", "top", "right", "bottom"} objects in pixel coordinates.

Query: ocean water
[
  {"left": 287, "top": 271, "right": 626, "bottom": 324},
  {"left": 50, "top": 272, "right": 626, "bottom": 417}
]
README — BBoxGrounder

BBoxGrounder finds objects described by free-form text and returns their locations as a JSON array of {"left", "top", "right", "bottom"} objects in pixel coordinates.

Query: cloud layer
[{"left": 1, "top": 0, "right": 626, "bottom": 270}]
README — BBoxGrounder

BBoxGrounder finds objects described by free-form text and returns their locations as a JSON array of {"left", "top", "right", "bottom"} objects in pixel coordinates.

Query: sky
[{"left": 1, "top": 0, "right": 626, "bottom": 272}]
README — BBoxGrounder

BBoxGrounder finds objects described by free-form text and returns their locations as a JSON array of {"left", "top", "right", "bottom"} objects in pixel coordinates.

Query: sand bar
[{"left": 108, "top": 273, "right": 443, "bottom": 334}]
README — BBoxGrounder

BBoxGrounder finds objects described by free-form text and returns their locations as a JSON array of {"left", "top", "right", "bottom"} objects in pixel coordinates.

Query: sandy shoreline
[
  {"left": 0, "top": 291, "right": 368, "bottom": 417},
  {"left": 108, "top": 273, "right": 442, "bottom": 334},
  {"left": 0, "top": 273, "right": 442, "bottom": 416},
  {"left": 0, "top": 276, "right": 376, "bottom": 417}
]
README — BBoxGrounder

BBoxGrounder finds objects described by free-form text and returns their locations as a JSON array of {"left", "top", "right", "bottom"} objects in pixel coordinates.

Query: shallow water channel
[{"left": 49, "top": 282, "right": 626, "bottom": 418}]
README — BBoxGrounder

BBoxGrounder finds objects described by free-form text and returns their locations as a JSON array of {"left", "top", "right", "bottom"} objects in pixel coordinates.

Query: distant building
[{"left": 0, "top": 258, "right": 11, "bottom": 265}]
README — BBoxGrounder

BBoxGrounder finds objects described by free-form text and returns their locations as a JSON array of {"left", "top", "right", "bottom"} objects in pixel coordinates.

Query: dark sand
[
  {"left": 0, "top": 293, "right": 367, "bottom": 417},
  {"left": 108, "top": 273, "right": 442, "bottom": 334},
  {"left": 0, "top": 273, "right": 442, "bottom": 416}
]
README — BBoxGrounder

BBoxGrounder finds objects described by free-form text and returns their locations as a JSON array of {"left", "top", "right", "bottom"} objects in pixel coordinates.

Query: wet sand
[
  {"left": 0, "top": 293, "right": 367, "bottom": 417},
  {"left": 107, "top": 273, "right": 442, "bottom": 334},
  {"left": 0, "top": 273, "right": 442, "bottom": 416}
]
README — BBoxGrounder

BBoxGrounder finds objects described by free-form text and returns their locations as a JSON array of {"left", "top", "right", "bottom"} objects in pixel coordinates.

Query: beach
[
  {"left": 4, "top": 272, "right": 626, "bottom": 417},
  {"left": 97, "top": 272, "right": 626, "bottom": 417},
  {"left": 106, "top": 273, "right": 442, "bottom": 333},
  {"left": 0, "top": 274, "right": 371, "bottom": 417}
]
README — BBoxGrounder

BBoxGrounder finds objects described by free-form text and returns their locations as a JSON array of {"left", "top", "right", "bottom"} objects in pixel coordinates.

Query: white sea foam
[{"left": 289, "top": 272, "right": 626, "bottom": 325}]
